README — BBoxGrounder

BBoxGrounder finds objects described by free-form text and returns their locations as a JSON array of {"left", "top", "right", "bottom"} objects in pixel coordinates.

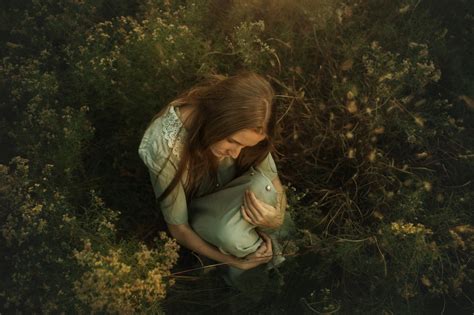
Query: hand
[
  {"left": 241, "top": 189, "right": 283, "bottom": 229},
  {"left": 232, "top": 231, "right": 273, "bottom": 270}
]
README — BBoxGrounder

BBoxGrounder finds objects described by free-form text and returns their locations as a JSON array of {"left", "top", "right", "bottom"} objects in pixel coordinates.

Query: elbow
[{"left": 167, "top": 223, "right": 189, "bottom": 244}]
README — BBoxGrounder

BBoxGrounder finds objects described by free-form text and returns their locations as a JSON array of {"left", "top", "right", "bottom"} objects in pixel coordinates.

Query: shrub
[
  {"left": 0, "top": 157, "right": 179, "bottom": 312},
  {"left": 1, "top": 0, "right": 472, "bottom": 313}
]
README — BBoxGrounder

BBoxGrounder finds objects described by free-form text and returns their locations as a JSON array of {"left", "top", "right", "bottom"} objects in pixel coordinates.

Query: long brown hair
[{"left": 151, "top": 71, "right": 276, "bottom": 202}]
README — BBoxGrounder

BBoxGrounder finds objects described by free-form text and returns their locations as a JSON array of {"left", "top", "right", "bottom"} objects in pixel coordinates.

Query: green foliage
[
  {"left": 0, "top": 0, "right": 473, "bottom": 313},
  {"left": 0, "top": 156, "right": 179, "bottom": 313}
]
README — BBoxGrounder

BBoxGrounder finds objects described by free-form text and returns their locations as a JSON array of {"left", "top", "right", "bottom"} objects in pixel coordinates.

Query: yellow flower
[
  {"left": 421, "top": 275, "right": 432, "bottom": 287},
  {"left": 373, "top": 127, "right": 385, "bottom": 134},
  {"left": 414, "top": 116, "right": 425, "bottom": 127},
  {"left": 346, "top": 100, "right": 358, "bottom": 113},
  {"left": 347, "top": 148, "right": 356, "bottom": 159},
  {"left": 368, "top": 149, "right": 377, "bottom": 162},
  {"left": 423, "top": 181, "right": 432, "bottom": 192}
]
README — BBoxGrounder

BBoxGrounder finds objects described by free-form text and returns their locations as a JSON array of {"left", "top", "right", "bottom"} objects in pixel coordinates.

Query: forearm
[
  {"left": 277, "top": 189, "right": 287, "bottom": 218},
  {"left": 273, "top": 176, "right": 287, "bottom": 226},
  {"left": 168, "top": 223, "right": 238, "bottom": 267}
]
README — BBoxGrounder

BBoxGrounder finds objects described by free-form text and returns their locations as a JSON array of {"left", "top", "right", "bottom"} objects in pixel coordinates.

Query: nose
[{"left": 229, "top": 146, "right": 242, "bottom": 159}]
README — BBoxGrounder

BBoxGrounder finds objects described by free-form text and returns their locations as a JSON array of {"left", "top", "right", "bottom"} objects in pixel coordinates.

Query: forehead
[{"left": 230, "top": 129, "right": 266, "bottom": 146}]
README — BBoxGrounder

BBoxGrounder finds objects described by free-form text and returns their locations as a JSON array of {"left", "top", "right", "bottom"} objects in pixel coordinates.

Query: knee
[
  {"left": 215, "top": 226, "right": 261, "bottom": 258},
  {"left": 248, "top": 171, "right": 278, "bottom": 207}
]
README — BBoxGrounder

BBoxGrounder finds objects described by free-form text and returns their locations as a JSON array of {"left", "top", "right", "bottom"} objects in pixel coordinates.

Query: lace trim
[{"left": 162, "top": 106, "right": 185, "bottom": 159}]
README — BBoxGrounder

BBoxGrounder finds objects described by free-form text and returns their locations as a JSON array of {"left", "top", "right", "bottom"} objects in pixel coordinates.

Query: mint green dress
[{"left": 138, "top": 105, "right": 291, "bottom": 268}]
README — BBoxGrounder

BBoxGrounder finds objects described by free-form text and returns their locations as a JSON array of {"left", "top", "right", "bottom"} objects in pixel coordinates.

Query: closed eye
[{"left": 228, "top": 138, "right": 245, "bottom": 147}]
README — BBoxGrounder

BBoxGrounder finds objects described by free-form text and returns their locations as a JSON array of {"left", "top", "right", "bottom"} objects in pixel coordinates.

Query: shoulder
[
  {"left": 138, "top": 106, "right": 185, "bottom": 173},
  {"left": 255, "top": 152, "right": 278, "bottom": 180}
]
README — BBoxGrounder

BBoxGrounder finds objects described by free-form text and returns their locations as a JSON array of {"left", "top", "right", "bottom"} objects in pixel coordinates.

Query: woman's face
[{"left": 210, "top": 129, "right": 266, "bottom": 160}]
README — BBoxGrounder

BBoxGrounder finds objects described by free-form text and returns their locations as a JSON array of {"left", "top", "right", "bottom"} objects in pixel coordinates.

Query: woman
[{"left": 138, "top": 72, "right": 289, "bottom": 280}]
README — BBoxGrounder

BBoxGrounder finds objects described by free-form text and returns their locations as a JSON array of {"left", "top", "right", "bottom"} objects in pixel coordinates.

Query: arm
[
  {"left": 138, "top": 125, "right": 272, "bottom": 269},
  {"left": 168, "top": 223, "right": 272, "bottom": 270},
  {"left": 273, "top": 175, "right": 287, "bottom": 224}
]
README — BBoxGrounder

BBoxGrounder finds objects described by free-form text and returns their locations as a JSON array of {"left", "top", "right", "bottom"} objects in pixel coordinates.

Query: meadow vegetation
[{"left": 1, "top": 0, "right": 473, "bottom": 313}]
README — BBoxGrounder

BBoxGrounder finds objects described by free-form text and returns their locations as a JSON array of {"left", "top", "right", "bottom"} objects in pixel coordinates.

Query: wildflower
[
  {"left": 400, "top": 283, "right": 417, "bottom": 299},
  {"left": 373, "top": 127, "right": 385, "bottom": 134},
  {"left": 37, "top": 219, "right": 47, "bottom": 232},
  {"left": 371, "top": 41, "right": 380, "bottom": 49},
  {"left": 453, "top": 225, "right": 474, "bottom": 234},
  {"left": 346, "top": 100, "right": 358, "bottom": 113},
  {"left": 347, "top": 148, "right": 356, "bottom": 159},
  {"left": 399, "top": 4, "right": 410, "bottom": 14},
  {"left": 368, "top": 149, "right": 377, "bottom": 162},
  {"left": 449, "top": 230, "right": 466, "bottom": 249},
  {"left": 62, "top": 214, "right": 75, "bottom": 223},
  {"left": 80, "top": 106, "right": 90, "bottom": 112},
  {"left": 293, "top": 129, "right": 299, "bottom": 140},
  {"left": 414, "top": 116, "right": 425, "bottom": 127},
  {"left": 340, "top": 59, "right": 353, "bottom": 71},
  {"left": 416, "top": 152, "right": 429, "bottom": 159},
  {"left": 391, "top": 220, "right": 432, "bottom": 236},
  {"left": 378, "top": 73, "right": 393, "bottom": 82},
  {"left": 372, "top": 210, "right": 384, "bottom": 220},
  {"left": 422, "top": 181, "right": 432, "bottom": 192}
]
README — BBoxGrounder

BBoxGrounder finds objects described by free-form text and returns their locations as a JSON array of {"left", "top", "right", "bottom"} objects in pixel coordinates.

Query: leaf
[{"left": 340, "top": 59, "right": 353, "bottom": 71}]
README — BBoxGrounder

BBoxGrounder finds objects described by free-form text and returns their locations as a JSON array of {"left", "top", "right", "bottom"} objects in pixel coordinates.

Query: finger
[
  {"left": 258, "top": 231, "right": 273, "bottom": 256},
  {"left": 244, "top": 191, "right": 264, "bottom": 222},
  {"left": 256, "top": 242, "right": 267, "bottom": 254},
  {"left": 243, "top": 195, "right": 258, "bottom": 223},
  {"left": 241, "top": 206, "right": 255, "bottom": 225},
  {"left": 255, "top": 246, "right": 268, "bottom": 258},
  {"left": 240, "top": 206, "right": 254, "bottom": 224},
  {"left": 257, "top": 230, "right": 270, "bottom": 241},
  {"left": 247, "top": 191, "right": 265, "bottom": 216},
  {"left": 264, "top": 238, "right": 272, "bottom": 256},
  {"left": 243, "top": 193, "right": 261, "bottom": 223}
]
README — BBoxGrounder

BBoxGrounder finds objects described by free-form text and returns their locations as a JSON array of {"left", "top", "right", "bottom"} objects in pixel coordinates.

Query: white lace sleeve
[
  {"left": 162, "top": 106, "right": 185, "bottom": 159},
  {"left": 138, "top": 106, "right": 189, "bottom": 225},
  {"left": 138, "top": 106, "right": 185, "bottom": 174}
]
